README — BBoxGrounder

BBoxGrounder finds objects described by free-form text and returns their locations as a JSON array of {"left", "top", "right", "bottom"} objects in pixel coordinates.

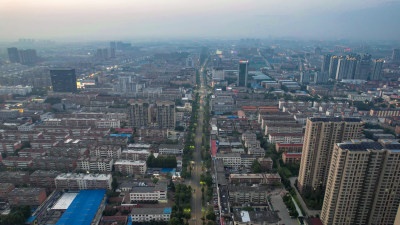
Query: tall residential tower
[
  {"left": 321, "top": 140, "right": 400, "bottom": 225},
  {"left": 238, "top": 60, "right": 248, "bottom": 87},
  {"left": 298, "top": 117, "right": 363, "bottom": 192}
]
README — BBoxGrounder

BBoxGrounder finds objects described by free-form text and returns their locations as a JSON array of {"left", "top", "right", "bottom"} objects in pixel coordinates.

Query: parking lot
[{"left": 270, "top": 192, "right": 299, "bottom": 225}]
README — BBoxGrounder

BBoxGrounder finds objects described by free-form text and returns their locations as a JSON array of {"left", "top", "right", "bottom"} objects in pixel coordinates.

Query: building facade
[
  {"left": 321, "top": 140, "right": 400, "bottom": 225},
  {"left": 55, "top": 173, "right": 112, "bottom": 190},
  {"left": 50, "top": 68, "right": 77, "bottom": 92},
  {"left": 298, "top": 117, "right": 363, "bottom": 192},
  {"left": 114, "top": 160, "right": 147, "bottom": 175},
  {"left": 238, "top": 61, "right": 249, "bottom": 87}
]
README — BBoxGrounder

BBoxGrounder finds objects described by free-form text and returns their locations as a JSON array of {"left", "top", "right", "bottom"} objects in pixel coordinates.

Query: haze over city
[
  {"left": 1, "top": 0, "right": 400, "bottom": 41},
  {"left": 1, "top": 0, "right": 400, "bottom": 225}
]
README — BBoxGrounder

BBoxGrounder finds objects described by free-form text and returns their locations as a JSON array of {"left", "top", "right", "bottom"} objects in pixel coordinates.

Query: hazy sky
[{"left": 0, "top": 0, "right": 399, "bottom": 41}]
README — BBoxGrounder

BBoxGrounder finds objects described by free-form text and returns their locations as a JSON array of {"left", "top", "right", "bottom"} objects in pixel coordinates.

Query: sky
[{"left": 0, "top": 0, "right": 399, "bottom": 41}]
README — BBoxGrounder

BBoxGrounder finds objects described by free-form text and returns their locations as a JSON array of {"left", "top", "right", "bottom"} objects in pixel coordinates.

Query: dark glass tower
[
  {"left": 50, "top": 68, "right": 77, "bottom": 92},
  {"left": 238, "top": 60, "right": 248, "bottom": 87}
]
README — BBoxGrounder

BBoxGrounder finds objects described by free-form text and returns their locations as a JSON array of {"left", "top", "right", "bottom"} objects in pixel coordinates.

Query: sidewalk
[{"left": 289, "top": 177, "right": 321, "bottom": 217}]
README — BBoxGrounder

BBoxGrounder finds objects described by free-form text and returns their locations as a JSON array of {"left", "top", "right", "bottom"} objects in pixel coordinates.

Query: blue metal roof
[
  {"left": 161, "top": 168, "right": 176, "bottom": 173},
  {"left": 163, "top": 208, "right": 172, "bottom": 214},
  {"left": 56, "top": 190, "right": 106, "bottom": 225},
  {"left": 26, "top": 216, "right": 36, "bottom": 223}
]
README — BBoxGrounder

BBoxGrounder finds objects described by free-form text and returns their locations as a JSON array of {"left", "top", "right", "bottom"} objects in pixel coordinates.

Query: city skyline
[{"left": 1, "top": 2, "right": 400, "bottom": 224}]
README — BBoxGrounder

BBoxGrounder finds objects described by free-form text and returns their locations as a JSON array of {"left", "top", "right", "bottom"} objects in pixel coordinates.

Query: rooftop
[
  {"left": 309, "top": 117, "right": 361, "bottom": 123},
  {"left": 56, "top": 173, "right": 112, "bottom": 180},
  {"left": 269, "top": 133, "right": 304, "bottom": 137},
  {"left": 114, "top": 160, "right": 146, "bottom": 166},
  {"left": 56, "top": 189, "right": 106, "bottom": 225},
  {"left": 51, "top": 192, "right": 78, "bottom": 210},
  {"left": 9, "top": 187, "right": 44, "bottom": 196},
  {"left": 130, "top": 207, "right": 171, "bottom": 215},
  {"left": 229, "top": 174, "right": 263, "bottom": 179},
  {"left": 338, "top": 140, "right": 400, "bottom": 152},
  {"left": 233, "top": 210, "right": 279, "bottom": 223},
  {"left": 283, "top": 153, "right": 302, "bottom": 157}
]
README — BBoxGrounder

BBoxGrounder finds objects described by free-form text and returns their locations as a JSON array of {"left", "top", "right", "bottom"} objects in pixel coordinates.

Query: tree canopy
[{"left": 147, "top": 154, "right": 177, "bottom": 168}]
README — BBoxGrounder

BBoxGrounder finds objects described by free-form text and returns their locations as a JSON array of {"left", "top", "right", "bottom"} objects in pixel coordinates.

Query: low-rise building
[
  {"left": 121, "top": 149, "right": 151, "bottom": 161},
  {"left": 282, "top": 153, "right": 302, "bottom": 164},
  {"left": 275, "top": 143, "right": 303, "bottom": 153},
  {"left": 114, "top": 160, "right": 147, "bottom": 175},
  {"left": 158, "top": 144, "right": 183, "bottom": 155},
  {"left": 8, "top": 188, "right": 47, "bottom": 206},
  {"left": 33, "top": 156, "right": 77, "bottom": 171},
  {"left": 258, "top": 158, "right": 273, "bottom": 171},
  {"left": 370, "top": 109, "right": 400, "bottom": 118},
  {"left": 248, "top": 147, "right": 265, "bottom": 158},
  {"left": 215, "top": 153, "right": 257, "bottom": 168},
  {"left": 244, "top": 140, "right": 261, "bottom": 148},
  {"left": 18, "top": 148, "right": 46, "bottom": 158},
  {"left": 130, "top": 207, "right": 171, "bottom": 222},
  {"left": 129, "top": 182, "right": 167, "bottom": 203},
  {"left": 268, "top": 133, "right": 304, "bottom": 144},
  {"left": 264, "top": 123, "right": 303, "bottom": 136},
  {"left": 0, "top": 140, "right": 22, "bottom": 155},
  {"left": 241, "top": 154, "right": 257, "bottom": 168},
  {"left": 90, "top": 145, "right": 122, "bottom": 159},
  {"left": 229, "top": 174, "right": 264, "bottom": 184},
  {"left": 55, "top": 173, "right": 112, "bottom": 190},
  {"left": 56, "top": 189, "right": 107, "bottom": 225},
  {"left": 0, "top": 171, "right": 30, "bottom": 185},
  {"left": 1, "top": 156, "right": 33, "bottom": 168},
  {"left": 228, "top": 185, "right": 269, "bottom": 205},
  {"left": 264, "top": 173, "right": 281, "bottom": 185},
  {"left": 241, "top": 131, "right": 257, "bottom": 143},
  {"left": 215, "top": 153, "right": 241, "bottom": 168},
  {"left": 77, "top": 156, "right": 113, "bottom": 172},
  {"left": 0, "top": 183, "right": 15, "bottom": 200},
  {"left": 30, "top": 170, "right": 60, "bottom": 190}
]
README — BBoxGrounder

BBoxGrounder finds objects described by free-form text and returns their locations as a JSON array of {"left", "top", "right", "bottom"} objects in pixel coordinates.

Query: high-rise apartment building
[
  {"left": 238, "top": 60, "right": 248, "bottom": 87},
  {"left": 19, "top": 49, "right": 38, "bottom": 65},
  {"left": 50, "top": 68, "right": 77, "bottom": 92},
  {"left": 371, "top": 59, "right": 383, "bottom": 81},
  {"left": 328, "top": 56, "right": 339, "bottom": 79},
  {"left": 354, "top": 54, "right": 371, "bottom": 80},
  {"left": 321, "top": 140, "right": 400, "bottom": 225},
  {"left": 7, "top": 47, "right": 20, "bottom": 63},
  {"left": 336, "top": 56, "right": 357, "bottom": 80},
  {"left": 300, "top": 71, "right": 311, "bottom": 84},
  {"left": 7, "top": 47, "right": 38, "bottom": 65},
  {"left": 117, "top": 76, "right": 139, "bottom": 93},
  {"left": 186, "top": 57, "right": 194, "bottom": 68},
  {"left": 298, "top": 117, "right": 363, "bottom": 192},
  {"left": 129, "top": 100, "right": 175, "bottom": 129},
  {"left": 156, "top": 101, "right": 175, "bottom": 129},
  {"left": 129, "top": 100, "right": 150, "bottom": 128},
  {"left": 110, "top": 41, "right": 116, "bottom": 58},
  {"left": 95, "top": 48, "right": 109, "bottom": 60},
  {"left": 392, "top": 49, "right": 400, "bottom": 63},
  {"left": 317, "top": 54, "right": 331, "bottom": 84}
]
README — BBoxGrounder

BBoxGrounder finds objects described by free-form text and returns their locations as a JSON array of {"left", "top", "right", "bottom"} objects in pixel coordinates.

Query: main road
[{"left": 189, "top": 59, "right": 208, "bottom": 225}]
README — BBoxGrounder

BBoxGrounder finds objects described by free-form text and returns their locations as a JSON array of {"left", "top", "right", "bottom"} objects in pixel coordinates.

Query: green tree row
[{"left": 147, "top": 154, "right": 177, "bottom": 168}]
